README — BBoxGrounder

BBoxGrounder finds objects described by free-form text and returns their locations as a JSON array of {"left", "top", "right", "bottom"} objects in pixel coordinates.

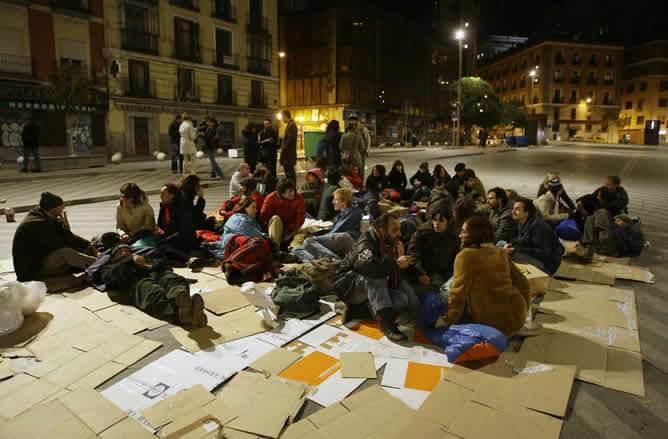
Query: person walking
[
  {"left": 242, "top": 123, "right": 259, "bottom": 173},
  {"left": 347, "top": 115, "right": 370, "bottom": 179},
  {"left": 204, "top": 117, "right": 224, "bottom": 178},
  {"left": 20, "top": 117, "right": 41, "bottom": 173},
  {"left": 280, "top": 110, "right": 298, "bottom": 184},
  {"left": 179, "top": 113, "right": 197, "bottom": 175},
  {"left": 169, "top": 114, "right": 183, "bottom": 174}
]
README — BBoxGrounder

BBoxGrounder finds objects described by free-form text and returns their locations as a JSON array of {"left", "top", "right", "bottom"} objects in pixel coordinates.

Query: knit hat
[
  {"left": 547, "top": 178, "right": 563, "bottom": 194},
  {"left": 39, "top": 192, "right": 64, "bottom": 210},
  {"left": 455, "top": 163, "right": 466, "bottom": 173},
  {"left": 615, "top": 214, "right": 632, "bottom": 225},
  {"left": 306, "top": 168, "right": 324, "bottom": 184}
]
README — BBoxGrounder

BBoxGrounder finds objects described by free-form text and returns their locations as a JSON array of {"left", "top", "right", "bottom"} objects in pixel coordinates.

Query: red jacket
[
  {"left": 346, "top": 170, "right": 364, "bottom": 190},
  {"left": 260, "top": 191, "right": 306, "bottom": 234},
  {"left": 220, "top": 192, "right": 265, "bottom": 219}
]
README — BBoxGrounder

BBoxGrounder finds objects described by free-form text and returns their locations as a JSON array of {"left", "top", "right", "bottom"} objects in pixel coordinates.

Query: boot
[
  {"left": 190, "top": 294, "right": 208, "bottom": 328},
  {"left": 340, "top": 302, "right": 372, "bottom": 330},
  {"left": 176, "top": 291, "right": 193, "bottom": 326},
  {"left": 582, "top": 245, "right": 594, "bottom": 265},
  {"left": 377, "top": 308, "right": 407, "bottom": 342}
]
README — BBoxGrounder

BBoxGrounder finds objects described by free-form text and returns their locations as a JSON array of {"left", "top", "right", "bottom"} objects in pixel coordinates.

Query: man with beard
[{"left": 333, "top": 213, "right": 418, "bottom": 341}]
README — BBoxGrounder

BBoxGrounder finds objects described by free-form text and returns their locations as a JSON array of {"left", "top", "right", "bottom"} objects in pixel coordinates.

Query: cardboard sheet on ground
[
  {"left": 0, "top": 359, "right": 13, "bottom": 381},
  {"left": 382, "top": 358, "right": 451, "bottom": 392},
  {"left": 0, "top": 374, "right": 63, "bottom": 418},
  {"left": 141, "top": 384, "right": 215, "bottom": 429},
  {"left": 520, "top": 331, "right": 645, "bottom": 396},
  {"left": 340, "top": 352, "right": 376, "bottom": 378},
  {"left": 96, "top": 304, "right": 168, "bottom": 334},
  {"left": 218, "top": 370, "right": 307, "bottom": 438},
  {"left": 102, "top": 349, "right": 235, "bottom": 431},
  {"left": 169, "top": 306, "right": 267, "bottom": 353},
  {"left": 0, "top": 399, "right": 96, "bottom": 439},
  {"left": 514, "top": 262, "right": 550, "bottom": 296},
  {"left": 99, "top": 417, "right": 155, "bottom": 439},
  {"left": 154, "top": 399, "right": 238, "bottom": 439},
  {"left": 539, "top": 287, "right": 636, "bottom": 329},
  {"left": 74, "top": 289, "right": 119, "bottom": 312},
  {"left": 0, "top": 312, "right": 53, "bottom": 349},
  {"left": 557, "top": 260, "right": 654, "bottom": 284},
  {"left": 59, "top": 386, "right": 127, "bottom": 434},
  {"left": 203, "top": 286, "right": 251, "bottom": 315},
  {"left": 249, "top": 347, "right": 302, "bottom": 376}
]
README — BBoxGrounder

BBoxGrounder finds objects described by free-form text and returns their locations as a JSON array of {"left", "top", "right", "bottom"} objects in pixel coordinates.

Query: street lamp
[
  {"left": 528, "top": 70, "right": 536, "bottom": 105},
  {"left": 454, "top": 29, "right": 465, "bottom": 147},
  {"left": 586, "top": 97, "right": 592, "bottom": 104},
  {"left": 279, "top": 52, "right": 286, "bottom": 58}
]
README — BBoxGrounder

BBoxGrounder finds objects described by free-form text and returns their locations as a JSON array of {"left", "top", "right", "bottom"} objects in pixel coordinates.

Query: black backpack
[{"left": 271, "top": 273, "right": 321, "bottom": 317}]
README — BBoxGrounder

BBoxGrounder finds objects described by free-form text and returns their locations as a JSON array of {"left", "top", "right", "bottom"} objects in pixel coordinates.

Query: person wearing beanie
[
  {"left": 86, "top": 244, "right": 207, "bottom": 327},
  {"left": 12, "top": 192, "right": 98, "bottom": 292},
  {"left": 536, "top": 172, "right": 576, "bottom": 212}
]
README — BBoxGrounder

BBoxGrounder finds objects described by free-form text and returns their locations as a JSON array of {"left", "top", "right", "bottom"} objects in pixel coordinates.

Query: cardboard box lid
[{"left": 340, "top": 352, "right": 377, "bottom": 379}]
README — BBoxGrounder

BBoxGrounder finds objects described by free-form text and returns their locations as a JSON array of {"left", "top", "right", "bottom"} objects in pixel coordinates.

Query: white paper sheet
[
  {"left": 298, "top": 324, "right": 343, "bottom": 348},
  {"left": 257, "top": 311, "right": 336, "bottom": 347},
  {"left": 381, "top": 359, "right": 409, "bottom": 389},
  {"left": 306, "top": 356, "right": 385, "bottom": 407},
  {"left": 383, "top": 386, "right": 430, "bottom": 410}
]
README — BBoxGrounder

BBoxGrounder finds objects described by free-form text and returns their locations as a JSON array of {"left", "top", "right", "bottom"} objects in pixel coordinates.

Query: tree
[
  {"left": 448, "top": 77, "right": 504, "bottom": 129},
  {"left": 501, "top": 101, "right": 528, "bottom": 128}
]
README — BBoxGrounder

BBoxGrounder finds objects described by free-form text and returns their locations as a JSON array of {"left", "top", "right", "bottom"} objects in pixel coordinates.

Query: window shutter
[{"left": 193, "top": 23, "right": 200, "bottom": 61}]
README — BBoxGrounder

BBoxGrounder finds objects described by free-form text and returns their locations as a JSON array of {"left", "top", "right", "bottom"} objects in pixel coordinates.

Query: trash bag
[
  {"left": 0, "top": 280, "right": 47, "bottom": 336},
  {"left": 20, "top": 281, "right": 47, "bottom": 315}
]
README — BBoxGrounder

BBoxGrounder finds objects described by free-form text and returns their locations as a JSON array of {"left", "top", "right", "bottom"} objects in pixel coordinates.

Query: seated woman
[
  {"left": 219, "top": 177, "right": 265, "bottom": 220},
  {"left": 156, "top": 183, "right": 199, "bottom": 254},
  {"left": 432, "top": 215, "right": 530, "bottom": 337},
  {"left": 387, "top": 160, "right": 408, "bottom": 199},
  {"left": 408, "top": 162, "right": 434, "bottom": 202},
  {"left": 453, "top": 197, "right": 477, "bottom": 236},
  {"left": 344, "top": 165, "right": 364, "bottom": 191},
  {"left": 300, "top": 168, "right": 325, "bottom": 218},
  {"left": 432, "top": 164, "right": 451, "bottom": 188},
  {"left": 116, "top": 183, "right": 156, "bottom": 241},
  {"left": 91, "top": 244, "right": 207, "bottom": 327},
  {"left": 180, "top": 175, "right": 212, "bottom": 230},
  {"left": 458, "top": 169, "right": 486, "bottom": 203},
  {"left": 536, "top": 172, "right": 576, "bottom": 212},
  {"left": 206, "top": 198, "right": 274, "bottom": 284},
  {"left": 293, "top": 188, "right": 362, "bottom": 262},
  {"left": 365, "top": 164, "right": 388, "bottom": 194}
]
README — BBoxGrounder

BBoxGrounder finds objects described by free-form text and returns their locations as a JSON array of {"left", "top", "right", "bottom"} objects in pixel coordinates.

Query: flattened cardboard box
[
  {"left": 141, "top": 384, "right": 216, "bottom": 429},
  {"left": 0, "top": 399, "right": 95, "bottom": 439},
  {"left": 514, "top": 262, "right": 550, "bottom": 296},
  {"left": 249, "top": 347, "right": 302, "bottom": 376},
  {"left": 203, "top": 286, "right": 251, "bottom": 315},
  {"left": 58, "top": 386, "right": 126, "bottom": 434}
]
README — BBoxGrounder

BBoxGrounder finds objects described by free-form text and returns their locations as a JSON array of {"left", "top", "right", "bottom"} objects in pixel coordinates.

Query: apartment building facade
[
  {"left": 104, "top": 0, "right": 279, "bottom": 156},
  {"left": 0, "top": 0, "right": 107, "bottom": 161},
  {"left": 476, "top": 41, "right": 624, "bottom": 142}
]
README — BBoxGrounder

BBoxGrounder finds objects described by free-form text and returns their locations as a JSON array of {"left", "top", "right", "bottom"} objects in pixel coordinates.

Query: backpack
[
  {"left": 291, "top": 259, "right": 338, "bottom": 295},
  {"left": 270, "top": 273, "right": 321, "bottom": 317}
]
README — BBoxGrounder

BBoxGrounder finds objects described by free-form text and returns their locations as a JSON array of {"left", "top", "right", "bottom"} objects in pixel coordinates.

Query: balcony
[
  {"left": 0, "top": 54, "right": 32, "bottom": 76},
  {"left": 212, "top": 50, "right": 240, "bottom": 70},
  {"left": 247, "top": 16, "right": 270, "bottom": 36},
  {"left": 570, "top": 77, "right": 581, "bottom": 84},
  {"left": 212, "top": 3, "right": 236, "bottom": 22},
  {"left": 247, "top": 56, "right": 270, "bottom": 76},
  {"left": 51, "top": 0, "right": 89, "bottom": 13},
  {"left": 123, "top": 78, "right": 156, "bottom": 98},
  {"left": 122, "top": 29, "right": 159, "bottom": 55},
  {"left": 553, "top": 77, "right": 564, "bottom": 83},
  {"left": 173, "top": 44, "right": 201, "bottom": 63},
  {"left": 216, "top": 89, "right": 237, "bottom": 106},
  {"left": 569, "top": 96, "right": 578, "bottom": 104},
  {"left": 169, "top": 0, "right": 199, "bottom": 12},
  {"left": 175, "top": 85, "right": 200, "bottom": 102},
  {"left": 552, "top": 96, "right": 564, "bottom": 104},
  {"left": 249, "top": 93, "right": 267, "bottom": 108},
  {"left": 602, "top": 98, "right": 615, "bottom": 106}
]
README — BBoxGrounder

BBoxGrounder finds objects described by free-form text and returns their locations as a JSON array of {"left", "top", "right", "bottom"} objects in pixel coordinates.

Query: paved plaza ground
[{"left": 1, "top": 143, "right": 667, "bottom": 438}]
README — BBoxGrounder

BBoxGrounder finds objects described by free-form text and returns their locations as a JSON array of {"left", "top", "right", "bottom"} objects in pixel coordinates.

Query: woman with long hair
[
  {"left": 116, "top": 182, "right": 156, "bottom": 240},
  {"left": 387, "top": 160, "right": 408, "bottom": 196},
  {"left": 432, "top": 164, "right": 451, "bottom": 187}
]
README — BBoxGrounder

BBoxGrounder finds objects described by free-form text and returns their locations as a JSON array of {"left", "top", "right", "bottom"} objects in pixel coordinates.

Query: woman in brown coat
[{"left": 436, "top": 215, "right": 530, "bottom": 336}]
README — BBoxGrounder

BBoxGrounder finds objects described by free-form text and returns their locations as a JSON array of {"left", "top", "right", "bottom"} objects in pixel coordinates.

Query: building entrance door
[{"left": 134, "top": 117, "right": 149, "bottom": 155}]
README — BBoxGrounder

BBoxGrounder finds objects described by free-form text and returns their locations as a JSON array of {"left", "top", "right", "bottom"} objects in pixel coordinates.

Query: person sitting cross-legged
[
  {"left": 116, "top": 182, "right": 156, "bottom": 242},
  {"left": 333, "top": 213, "right": 418, "bottom": 342},
  {"left": 293, "top": 188, "right": 362, "bottom": 262},
  {"left": 592, "top": 175, "right": 629, "bottom": 216},
  {"left": 89, "top": 244, "right": 207, "bottom": 327},
  {"left": 12, "top": 192, "right": 99, "bottom": 292},
  {"left": 300, "top": 168, "right": 325, "bottom": 218},
  {"left": 260, "top": 178, "right": 306, "bottom": 247},
  {"left": 219, "top": 177, "right": 265, "bottom": 221}
]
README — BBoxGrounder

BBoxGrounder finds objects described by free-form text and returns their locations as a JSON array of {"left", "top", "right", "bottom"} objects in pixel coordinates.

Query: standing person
[
  {"left": 348, "top": 115, "right": 370, "bottom": 179},
  {"left": 479, "top": 129, "right": 488, "bottom": 148},
  {"left": 20, "top": 117, "right": 41, "bottom": 173},
  {"left": 592, "top": 176, "right": 629, "bottom": 216},
  {"left": 324, "top": 120, "right": 342, "bottom": 168},
  {"left": 280, "top": 111, "right": 298, "bottom": 184},
  {"left": 229, "top": 163, "right": 251, "bottom": 199},
  {"left": 258, "top": 118, "right": 279, "bottom": 184},
  {"left": 204, "top": 118, "right": 224, "bottom": 179},
  {"left": 340, "top": 124, "right": 364, "bottom": 177},
  {"left": 169, "top": 114, "right": 183, "bottom": 174},
  {"left": 179, "top": 113, "right": 197, "bottom": 175},
  {"left": 242, "top": 123, "right": 259, "bottom": 173}
]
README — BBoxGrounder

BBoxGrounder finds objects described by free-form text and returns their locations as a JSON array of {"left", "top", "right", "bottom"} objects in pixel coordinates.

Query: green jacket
[{"left": 12, "top": 208, "right": 90, "bottom": 281}]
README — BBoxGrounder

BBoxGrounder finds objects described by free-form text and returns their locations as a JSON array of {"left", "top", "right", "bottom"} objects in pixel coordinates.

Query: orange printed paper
[
  {"left": 350, "top": 321, "right": 385, "bottom": 341},
  {"left": 279, "top": 350, "right": 340, "bottom": 386},
  {"left": 404, "top": 362, "right": 450, "bottom": 391}
]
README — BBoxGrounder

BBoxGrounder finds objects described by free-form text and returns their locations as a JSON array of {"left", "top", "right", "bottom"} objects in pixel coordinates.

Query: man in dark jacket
[
  {"left": 333, "top": 213, "right": 418, "bottom": 341},
  {"left": 317, "top": 168, "right": 342, "bottom": 220},
  {"left": 88, "top": 244, "right": 207, "bottom": 327},
  {"left": 408, "top": 162, "right": 434, "bottom": 201},
  {"left": 487, "top": 187, "right": 516, "bottom": 242},
  {"left": 169, "top": 114, "right": 183, "bottom": 174},
  {"left": 578, "top": 188, "right": 617, "bottom": 263},
  {"left": 407, "top": 204, "right": 459, "bottom": 289},
  {"left": 446, "top": 162, "right": 467, "bottom": 199},
  {"left": 280, "top": 110, "right": 298, "bottom": 184},
  {"left": 12, "top": 192, "right": 97, "bottom": 292},
  {"left": 20, "top": 118, "right": 41, "bottom": 172},
  {"left": 592, "top": 175, "right": 629, "bottom": 216},
  {"left": 505, "top": 198, "right": 564, "bottom": 275},
  {"left": 258, "top": 118, "right": 279, "bottom": 183},
  {"left": 204, "top": 118, "right": 224, "bottom": 178}
]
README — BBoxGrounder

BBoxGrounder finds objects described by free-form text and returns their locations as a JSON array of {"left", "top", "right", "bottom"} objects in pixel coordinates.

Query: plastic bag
[
  {"left": 0, "top": 280, "right": 47, "bottom": 336},
  {"left": 20, "top": 281, "right": 47, "bottom": 315}
]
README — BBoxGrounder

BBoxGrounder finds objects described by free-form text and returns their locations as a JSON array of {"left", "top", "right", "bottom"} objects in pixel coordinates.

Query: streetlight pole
[{"left": 454, "top": 29, "right": 465, "bottom": 147}]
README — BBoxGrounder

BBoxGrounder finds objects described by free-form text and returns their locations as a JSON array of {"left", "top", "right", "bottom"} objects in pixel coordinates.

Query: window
[
  {"left": 585, "top": 124, "right": 592, "bottom": 132},
  {"left": 603, "top": 92, "right": 611, "bottom": 105},
  {"left": 604, "top": 71, "right": 613, "bottom": 84},
  {"left": 626, "top": 84, "right": 634, "bottom": 94},
  {"left": 659, "top": 98, "right": 668, "bottom": 108},
  {"left": 571, "top": 70, "right": 581, "bottom": 83},
  {"left": 248, "top": 36, "right": 271, "bottom": 75},
  {"left": 590, "top": 53, "right": 599, "bottom": 66},
  {"left": 552, "top": 123, "right": 560, "bottom": 131},
  {"left": 569, "top": 88, "right": 578, "bottom": 103},
  {"left": 216, "top": 28, "right": 232, "bottom": 56},
  {"left": 587, "top": 71, "right": 597, "bottom": 84},
  {"left": 217, "top": 74, "right": 233, "bottom": 104},
  {"left": 249, "top": 0, "right": 264, "bottom": 27},
  {"left": 640, "top": 82, "right": 648, "bottom": 91},
  {"left": 661, "top": 81, "right": 668, "bottom": 92},
  {"left": 625, "top": 101, "right": 632, "bottom": 109},
  {"left": 177, "top": 68, "right": 198, "bottom": 100},
  {"left": 250, "top": 79, "right": 265, "bottom": 107},
  {"left": 535, "top": 55, "right": 541, "bottom": 65},
  {"left": 637, "top": 116, "right": 644, "bottom": 126},
  {"left": 174, "top": 18, "right": 200, "bottom": 62},
  {"left": 513, "top": 64, "right": 518, "bottom": 73},
  {"left": 605, "top": 54, "right": 614, "bottom": 66},
  {"left": 553, "top": 88, "right": 562, "bottom": 103},
  {"left": 555, "top": 50, "right": 565, "bottom": 64},
  {"left": 637, "top": 99, "right": 644, "bottom": 110},
  {"left": 122, "top": 2, "right": 159, "bottom": 54},
  {"left": 573, "top": 52, "right": 582, "bottom": 64},
  {"left": 553, "top": 108, "right": 560, "bottom": 121},
  {"left": 570, "top": 108, "right": 576, "bottom": 120},
  {"left": 554, "top": 70, "right": 562, "bottom": 81},
  {"left": 128, "top": 60, "right": 150, "bottom": 96}
]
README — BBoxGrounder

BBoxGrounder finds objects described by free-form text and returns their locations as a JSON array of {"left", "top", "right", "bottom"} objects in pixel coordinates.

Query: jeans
[
  {"left": 171, "top": 143, "right": 183, "bottom": 172},
  {"left": 293, "top": 233, "right": 355, "bottom": 262},
  {"left": 353, "top": 277, "right": 419, "bottom": 314},
  {"left": 39, "top": 247, "right": 97, "bottom": 292},
  {"left": 23, "top": 145, "right": 40, "bottom": 171},
  {"left": 283, "top": 164, "right": 297, "bottom": 184},
  {"left": 207, "top": 149, "right": 224, "bottom": 177}
]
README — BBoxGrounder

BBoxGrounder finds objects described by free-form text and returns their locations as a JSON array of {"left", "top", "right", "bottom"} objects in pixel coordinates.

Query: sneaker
[
  {"left": 378, "top": 309, "right": 407, "bottom": 342},
  {"left": 191, "top": 294, "right": 208, "bottom": 327},
  {"left": 176, "top": 291, "right": 193, "bottom": 325}
]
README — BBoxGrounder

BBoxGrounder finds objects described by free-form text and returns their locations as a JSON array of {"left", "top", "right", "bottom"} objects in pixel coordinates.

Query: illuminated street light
[
  {"left": 529, "top": 70, "right": 536, "bottom": 78},
  {"left": 586, "top": 97, "right": 592, "bottom": 103},
  {"left": 279, "top": 52, "right": 286, "bottom": 58},
  {"left": 465, "top": 22, "right": 470, "bottom": 28},
  {"left": 455, "top": 29, "right": 465, "bottom": 40},
  {"left": 276, "top": 113, "right": 282, "bottom": 120},
  {"left": 464, "top": 44, "right": 469, "bottom": 49}
]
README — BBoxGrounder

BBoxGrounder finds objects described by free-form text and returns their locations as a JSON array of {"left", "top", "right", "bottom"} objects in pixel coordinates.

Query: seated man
[
  {"left": 505, "top": 197, "right": 564, "bottom": 275},
  {"left": 260, "top": 178, "right": 306, "bottom": 247},
  {"left": 578, "top": 188, "right": 618, "bottom": 263},
  {"left": 458, "top": 169, "right": 485, "bottom": 203},
  {"left": 593, "top": 175, "right": 629, "bottom": 216},
  {"left": 487, "top": 187, "right": 516, "bottom": 242},
  {"left": 612, "top": 214, "right": 646, "bottom": 258},
  {"left": 407, "top": 204, "right": 459, "bottom": 289},
  {"left": 294, "top": 188, "right": 362, "bottom": 262},
  {"left": 333, "top": 213, "right": 418, "bottom": 342},
  {"left": 219, "top": 177, "right": 264, "bottom": 220},
  {"left": 408, "top": 162, "right": 434, "bottom": 202},
  {"left": 229, "top": 162, "right": 251, "bottom": 199},
  {"left": 300, "top": 168, "right": 325, "bottom": 218},
  {"left": 89, "top": 245, "right": 207, "bottom": 327},
  {"left": 317, "top": 167, "right": 343, "bottom": 221},
  {"left": 446, "top": 162, "right": 467, "bottom": 200},
  {"left": 12, "top": 192, "right": 98, "bottom": 292}
]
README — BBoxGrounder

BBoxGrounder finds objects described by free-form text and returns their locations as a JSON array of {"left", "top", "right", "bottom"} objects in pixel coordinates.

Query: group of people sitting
[{"left": 10, "top": 158, "right": 645, "bottom": 345}]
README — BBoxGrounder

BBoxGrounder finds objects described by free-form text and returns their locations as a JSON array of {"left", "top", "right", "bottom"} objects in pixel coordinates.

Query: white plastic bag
[
  {"left": 0, "top": 280, "right": 47, "bottom": 336},
  {"left": 20, "top": 281, "right": 47, "bottom": 315},
  {"left": 240, "top": 282, "right": 280, "bottom": 328}
]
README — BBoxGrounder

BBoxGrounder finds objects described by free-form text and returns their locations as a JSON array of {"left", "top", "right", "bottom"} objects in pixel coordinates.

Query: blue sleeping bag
[{"left": 418, "top": 292, "right": 507, "bottom": 363}]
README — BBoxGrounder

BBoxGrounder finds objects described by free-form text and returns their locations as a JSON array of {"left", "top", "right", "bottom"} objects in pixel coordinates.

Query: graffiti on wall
[
  {"left": 67, "top": 115, "right": 91, "bottom": 153},
  {"left": 0, "top": 117, "right": 27, "bottom": 154}
]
